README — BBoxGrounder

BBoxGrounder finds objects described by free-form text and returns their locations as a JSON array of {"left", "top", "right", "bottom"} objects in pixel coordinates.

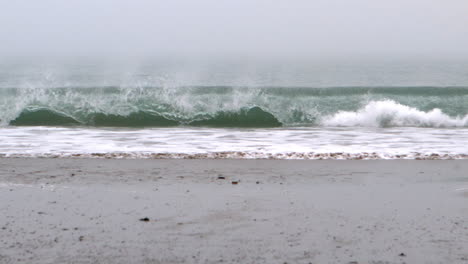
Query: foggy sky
[{"left": 1, "top": 0, "right": 467, "bottom": 58}]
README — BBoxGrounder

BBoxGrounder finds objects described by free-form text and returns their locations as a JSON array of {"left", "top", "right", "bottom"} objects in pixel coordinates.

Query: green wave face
[
  {"left": 10, "top": 109, "right": 80, "bottom": 126},
  {"left": 1, "top": 86, "right": 468, "bottom": 127},
  {"left": 189, "top": 107, "right": 282, "bottom": 127}
]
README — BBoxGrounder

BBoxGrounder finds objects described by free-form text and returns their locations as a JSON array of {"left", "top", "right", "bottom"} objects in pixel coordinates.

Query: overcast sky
[{"left": 1, "top": 0, "right": 467, "bottom": 58}]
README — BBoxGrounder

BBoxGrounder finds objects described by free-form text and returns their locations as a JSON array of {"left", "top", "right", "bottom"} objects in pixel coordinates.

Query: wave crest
[{"left": 322, "top": 100, "right": 468, "bottom": 127}]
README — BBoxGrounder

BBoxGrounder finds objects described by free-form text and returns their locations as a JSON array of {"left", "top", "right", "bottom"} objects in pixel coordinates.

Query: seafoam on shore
[
  {"left": 1, "top": 152, "right": 467, "bottom": 160},
  {"left": 1, "top": 126, "right": 467, "bottom": 160}
]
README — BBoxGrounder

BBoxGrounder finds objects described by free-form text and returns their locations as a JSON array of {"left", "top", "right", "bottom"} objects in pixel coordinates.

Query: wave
[
  {"left": 1, "top": 86, "right": 467, "bottom": 128},
  {"left": 322, "top": 100, "right": 468, "bottom": 127},
  {"left": 9, "top": 102, "right": 467, "bottom": 128}
]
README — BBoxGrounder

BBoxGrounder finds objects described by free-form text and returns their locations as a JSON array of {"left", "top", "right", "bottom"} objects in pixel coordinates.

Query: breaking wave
[
  {"left": 1, "top": 86, "right": 467, "bottom": 128},
  {"left": 322, "top": 100, "right": 468, "bottom": 127}
]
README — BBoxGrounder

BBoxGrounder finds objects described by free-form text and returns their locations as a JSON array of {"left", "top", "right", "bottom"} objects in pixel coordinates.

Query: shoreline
[
  {"left": 1, "top": 126, "right": 467, "bottom": 161},
  {"left": 1, "top": 151, "right": 467, "bottom": 160},
  {"left": 1, "top": 159, "right": 467, "bottom": 263}
]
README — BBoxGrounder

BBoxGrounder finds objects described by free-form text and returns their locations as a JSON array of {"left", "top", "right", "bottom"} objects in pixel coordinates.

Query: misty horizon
[{"left": 1, "top": 0, "right": 467, "bottom": 59}]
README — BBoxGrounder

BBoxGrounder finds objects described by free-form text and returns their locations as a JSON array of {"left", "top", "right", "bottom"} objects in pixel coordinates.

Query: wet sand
[{"left": 0, "top": 158, "right": 467, "bottom": 264}]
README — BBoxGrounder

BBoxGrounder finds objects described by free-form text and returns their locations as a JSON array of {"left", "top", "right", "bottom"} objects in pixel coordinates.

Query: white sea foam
[
  {"left": 322, "top": 100, "right": 468, "bottom": 127},
  {"left": 0, "top": 126, "right": 466, "bottom": 160}
]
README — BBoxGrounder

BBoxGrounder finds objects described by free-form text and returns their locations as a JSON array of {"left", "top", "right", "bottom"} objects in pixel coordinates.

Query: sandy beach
[{"left": 0, "top": 158, "right": 467, "bottom": 264}]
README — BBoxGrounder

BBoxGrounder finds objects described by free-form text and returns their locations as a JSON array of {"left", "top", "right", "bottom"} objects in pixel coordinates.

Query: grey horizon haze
[{"left": 0, "top": 0, "right": 467, "bottom": 58}]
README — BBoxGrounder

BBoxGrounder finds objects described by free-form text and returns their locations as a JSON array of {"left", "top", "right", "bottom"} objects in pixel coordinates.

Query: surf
[{"left": 1, "top": 86, "right": 467, "bottom": 128}]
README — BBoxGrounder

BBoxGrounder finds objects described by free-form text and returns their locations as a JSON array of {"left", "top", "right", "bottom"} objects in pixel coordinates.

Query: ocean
[{"left": 0, "top": 57, "right": 467, "bottom": 159}]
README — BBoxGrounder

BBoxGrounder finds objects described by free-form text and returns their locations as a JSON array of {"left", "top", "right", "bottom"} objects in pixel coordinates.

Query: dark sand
[{"left": 0, "top": 159, "right": 467, "bottom": 264}]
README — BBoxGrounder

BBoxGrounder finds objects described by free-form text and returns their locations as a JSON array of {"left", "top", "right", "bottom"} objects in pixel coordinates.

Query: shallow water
[{"left": 0, "top": 126, "right": 466, "bottom": 159}]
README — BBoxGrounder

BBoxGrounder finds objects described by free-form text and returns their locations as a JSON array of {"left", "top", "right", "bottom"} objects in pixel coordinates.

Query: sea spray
[{"left": 322, "top": 100, "right": 468, "bottom": 127}]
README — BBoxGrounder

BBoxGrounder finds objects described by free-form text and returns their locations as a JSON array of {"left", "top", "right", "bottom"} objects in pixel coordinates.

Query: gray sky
[{"left": 1, "top": 0, "right": 467, "bottom": 58}]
